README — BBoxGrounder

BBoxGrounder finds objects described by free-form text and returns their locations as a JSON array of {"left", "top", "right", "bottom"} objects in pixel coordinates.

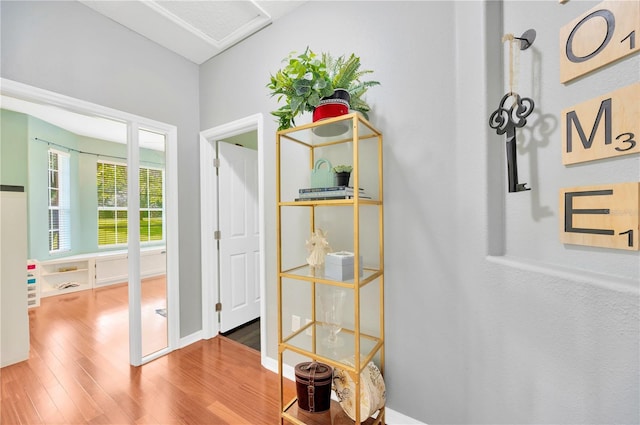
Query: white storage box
[{"left": 325, "top": 251, "right": 363, "bottom": 281}]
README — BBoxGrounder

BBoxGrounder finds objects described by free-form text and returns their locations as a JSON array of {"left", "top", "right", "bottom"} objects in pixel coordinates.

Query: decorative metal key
[{"left": 489, "top": 92, "right": 535, "bottom": 192}]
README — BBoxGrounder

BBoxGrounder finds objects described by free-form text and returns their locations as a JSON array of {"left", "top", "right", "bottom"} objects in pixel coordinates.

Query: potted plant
[
  {"left": 332, "top": 165, "right": 353, "bottom": 187},
  {"left": 267, "top": 47, "right": 334, "bottom": 131},
  {"left": 268, "top": 48, "right": 379, "bottom": 131},
  {"left": 318, "top": 53, "right": 380, "bottom": 123}
]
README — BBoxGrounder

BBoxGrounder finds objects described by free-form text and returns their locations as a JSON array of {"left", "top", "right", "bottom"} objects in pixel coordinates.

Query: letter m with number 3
[{"left": 562, "top": 83, "right": 639, "bottom": 165}]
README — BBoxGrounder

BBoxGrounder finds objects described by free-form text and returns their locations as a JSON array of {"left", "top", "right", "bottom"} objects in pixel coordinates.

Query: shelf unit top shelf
[{"left": 277, "top": 113, "right": 382, "bottom": 147}]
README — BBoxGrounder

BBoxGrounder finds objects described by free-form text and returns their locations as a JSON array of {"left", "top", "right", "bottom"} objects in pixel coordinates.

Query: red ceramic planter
[
  {"left": 312, "top": 89, "right": 351, "bottom": 123},
  {"left": 312, "top": 102, "right": 349, "bottom": 122}
]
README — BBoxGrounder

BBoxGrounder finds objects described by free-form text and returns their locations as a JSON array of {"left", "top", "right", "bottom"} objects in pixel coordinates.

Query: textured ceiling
[
  {"left": 2, "top": 1, "right": 307, "bottom": 143},
  {"left": 80, "top": 0, "right": 306, "bottom": 64},
  {"left": 156, "top": 1, "right": 264, "bottom": 42}
]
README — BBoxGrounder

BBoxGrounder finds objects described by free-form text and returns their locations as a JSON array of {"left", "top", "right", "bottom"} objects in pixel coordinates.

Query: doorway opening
[
  {"left": 199, "top": 114, "right": 266, "bottom": 357},
  {"left": 221, "top": 317, "right": 261, "bottom": 351},
  {"left": 0, "top": 78, "right": 180, "bottom": 366}
]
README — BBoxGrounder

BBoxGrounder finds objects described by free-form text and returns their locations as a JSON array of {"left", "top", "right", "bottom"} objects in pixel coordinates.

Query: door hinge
[
  {"left": 214, "top": 230, "right": 221, "bottom": 240},
  {"left": 215, "top": 302, "right": 222, "bottom": 312},
  {"left": 213, "top": 158, "right": 220, "bottom": 168}
]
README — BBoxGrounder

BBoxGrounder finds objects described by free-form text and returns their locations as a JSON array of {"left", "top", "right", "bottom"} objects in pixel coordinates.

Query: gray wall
[
  {"left": 0, "top": 0, "right": 203, "bottom": 337},
  {"left": 1, "top": 0, "right": 637, "bottom": 423},
  {"left": 200, "top": 1, "right": 638, "bottom": 423}
]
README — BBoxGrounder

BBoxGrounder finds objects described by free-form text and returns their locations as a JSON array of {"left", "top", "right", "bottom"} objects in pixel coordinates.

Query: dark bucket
[{"left": 295, "top": 361, "right": 333, "bottom": 413}]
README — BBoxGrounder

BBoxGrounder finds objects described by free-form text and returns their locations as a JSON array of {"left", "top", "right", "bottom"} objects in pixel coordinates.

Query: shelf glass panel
[
  {"left": 281, "top": 198, "right": 381, "bottom": 206},
  {"left": 282, "top": 322, "right": 382, "bottom": 372},
  {"left": 281, "top": 265, "right": 382, "bottom": 288},
  {"left": 278, "top": 113, "right": 381, "bottom": 147}
]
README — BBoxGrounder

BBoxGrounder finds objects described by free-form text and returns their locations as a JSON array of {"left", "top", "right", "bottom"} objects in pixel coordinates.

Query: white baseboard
[
  {"left": 0, "top": 351, "right": 30, "bottom": 368},
  {"left": 178, "top": 330, "right": 204, "bottom": 348},
  {"left": 261, "top": 355, "right": 426, "bottom": 425},
  {"left": 385, "top": 408, "right": 426, "bottom": 424},
  {"left": 261, "top": 354, "right": 278, "bottom": 375}
]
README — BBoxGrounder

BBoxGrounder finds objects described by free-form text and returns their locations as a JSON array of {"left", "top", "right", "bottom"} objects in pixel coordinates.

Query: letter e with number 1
[{"left": 560, "top": 182, "right": 640, "bottom": 251}]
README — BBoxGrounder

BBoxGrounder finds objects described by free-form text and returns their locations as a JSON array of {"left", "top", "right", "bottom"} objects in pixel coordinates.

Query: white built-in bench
[{"left": 35, "top": 246, "right": 166, "bottom": 299}]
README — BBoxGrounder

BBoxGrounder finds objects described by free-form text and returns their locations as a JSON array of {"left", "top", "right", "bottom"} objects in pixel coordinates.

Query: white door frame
[
  {"left": 199, "top": 114, "right": 266, "bottom": 358},
  {"left": 0, "top": 78, "right": 180, "bottom": 366}
]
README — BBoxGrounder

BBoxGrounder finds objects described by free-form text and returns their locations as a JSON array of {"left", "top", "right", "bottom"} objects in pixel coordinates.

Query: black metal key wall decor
[
  {"left": 489, "top": 92, "right": 535, "bottom": 192},
  {"left": 489, "top": 29, "right": 537, "bottom": 193}
]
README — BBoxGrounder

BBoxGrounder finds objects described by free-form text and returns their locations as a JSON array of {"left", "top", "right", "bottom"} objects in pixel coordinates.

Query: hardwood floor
[
  {"left": 1, "top": 283, "right": 295, "bottom": 424},
  {"left": 140, "top": 276, "right": 168, "bottom": 356},
  {"left": 222, "top": 319, "right": 260, "bottom": 352}
]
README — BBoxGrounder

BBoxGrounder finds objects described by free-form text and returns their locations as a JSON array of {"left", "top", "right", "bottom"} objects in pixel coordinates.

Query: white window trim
[{"left": 48, "top": 148, "right": 71, "bottom": 253}]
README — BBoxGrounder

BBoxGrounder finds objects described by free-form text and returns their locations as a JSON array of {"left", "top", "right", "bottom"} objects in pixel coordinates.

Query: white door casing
[
  {"left": 199, "top": 114, "right": 267, "bottom": 367},
  {"left": 217, "top": 142, "right": 260, "bottom": 332}
]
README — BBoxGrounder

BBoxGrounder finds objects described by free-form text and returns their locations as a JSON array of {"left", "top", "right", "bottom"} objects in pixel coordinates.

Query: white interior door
[{"left": 218, "top": 141, "right": 260, "bottom": 333}]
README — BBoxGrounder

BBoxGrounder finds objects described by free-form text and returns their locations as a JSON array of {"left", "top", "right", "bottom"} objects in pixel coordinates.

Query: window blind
[{"left": 48, "top": 150, "right": 71, "bottom": 252}]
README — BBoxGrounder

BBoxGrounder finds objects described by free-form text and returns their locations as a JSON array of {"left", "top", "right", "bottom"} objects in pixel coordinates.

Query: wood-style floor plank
[{"left": 1, "top": 282, "right": 296, "bottom": 424}]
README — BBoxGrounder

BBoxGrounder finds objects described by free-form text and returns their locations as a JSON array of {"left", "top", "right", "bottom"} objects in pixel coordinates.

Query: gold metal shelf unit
[{"left": 277, "top": 113, "right": 385, "bottom": 425}]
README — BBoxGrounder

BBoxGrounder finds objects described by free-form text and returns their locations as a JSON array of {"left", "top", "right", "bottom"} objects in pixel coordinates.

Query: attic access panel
[{"left": 155, "top": 1, "right": 270, "bottom": 46}]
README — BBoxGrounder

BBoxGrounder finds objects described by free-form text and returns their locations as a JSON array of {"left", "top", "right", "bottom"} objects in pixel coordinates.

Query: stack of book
[{"left": 296, "top": 186, "right": 371, "bottom": 201}]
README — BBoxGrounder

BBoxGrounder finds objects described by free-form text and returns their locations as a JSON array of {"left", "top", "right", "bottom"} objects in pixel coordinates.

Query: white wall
[
  {"left": 200, "top": 1, "right": 638, "bottom": 423},
  {"left": 0, "top": 0, "right": 203, "bottom": 337},
  {"left": 0, "top": 190, "right": 30, "bottom": 367}
]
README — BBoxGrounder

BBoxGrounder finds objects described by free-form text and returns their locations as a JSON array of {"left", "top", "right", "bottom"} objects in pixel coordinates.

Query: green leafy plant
[
  {"left": 332, "top": 165, "right": 353, "bottom": 173},
  {"left": 267, "top": 47, "right": 334, "bottom": 131},
  {"left": 323, "top": 52, "right": 380, "bottom": 120},
  {"left": 268, "top": 48, "right": 380, "bottom": 131}
]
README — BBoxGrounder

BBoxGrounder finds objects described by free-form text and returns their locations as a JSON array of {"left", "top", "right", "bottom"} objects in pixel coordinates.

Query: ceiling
[
  {"left": 2, "top": 94, "right": 166, "bottom": 151},
  {"left": 80, "top": 0, "right": 307, "bottom": 64},
  {"left": 1, "top": 1, "right": 306, "bottom": 148}
]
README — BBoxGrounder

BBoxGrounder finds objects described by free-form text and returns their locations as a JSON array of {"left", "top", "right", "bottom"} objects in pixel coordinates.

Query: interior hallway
[{"left": 0, "top": 283, "right": 295, "bottom": 424}]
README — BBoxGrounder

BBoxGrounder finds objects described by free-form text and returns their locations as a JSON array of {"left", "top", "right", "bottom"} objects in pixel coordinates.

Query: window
[
  {"left": 139, "top": 167, "right": 164, "bottom": 242},
  {"left": 97, "top": 161, "right": 164, "bottom": 246},
  {"left": 97, "top": 162, "right": 128, "bottom": 246},
  {"left": 48, "top": 150, "right": 71, "bottom": 253}
]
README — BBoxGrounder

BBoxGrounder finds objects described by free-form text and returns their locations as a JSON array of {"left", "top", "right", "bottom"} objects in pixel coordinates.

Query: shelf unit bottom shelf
[{"left": 283, "top": 398, "right": 384, "bottom": 425}]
